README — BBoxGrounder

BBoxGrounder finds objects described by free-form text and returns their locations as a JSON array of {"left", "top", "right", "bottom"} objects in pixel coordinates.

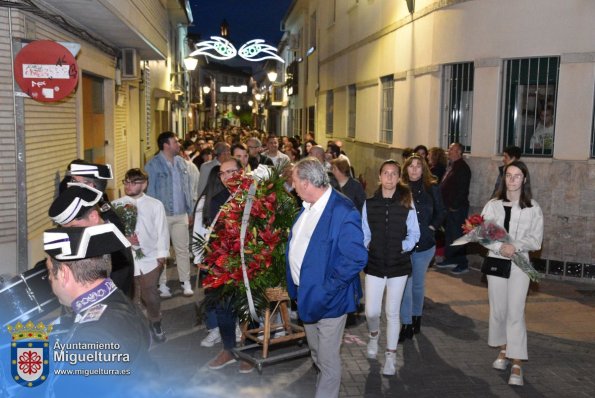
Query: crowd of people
[{"left": 37, "top": 125, "right": 543, "bottom": 396}]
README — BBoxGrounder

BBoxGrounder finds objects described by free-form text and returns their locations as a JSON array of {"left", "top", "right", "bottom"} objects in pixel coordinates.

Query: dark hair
[
  {"left": 402, "top": 147, "right": 414, "bottom": 160},
  {"left": 326, "top": 143, "right": 340, "bottom": 159},
  {"left": 401, "top": 154, "right": 437, "bottom": 191},
  {"left": 413, "top": 145, "right": 429, "bottom": 157},
  {"left": 377, "top": 160, "right": 413, "bottom": 209},
  {"left": 428, "top": 147, "right": 447, "bottom": 168},
  {"left": 503, "top": 145, "right": 522, "bottom": 160},
  {"left": 50, "top": 255, "right": 110, "bottom": 284},
  {"left": 157, "top": 131, "right": 176, "bottom": 150},
  {"left": 230, "top": 143, "right": 247, "bottom": 155},
  {"left": 201, "top": 166, "right": 225, "bottom": 226},
  {"left": 195, "top": 148, "right": 214, "bottom": 169},
  {"left": 494, "top": 160, "right": 533, "bottom": 208},
  {"left": 331, "top": 157, "right": 350, "bottom": 176},
  {"left": 124, "top": 168, "right": 148, "bottom": 182}
]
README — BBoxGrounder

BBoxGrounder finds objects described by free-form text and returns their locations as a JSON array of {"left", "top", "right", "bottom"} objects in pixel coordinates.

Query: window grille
[
  {"left": 308, "top": 106, "right": 315, "bottom": 136},
  {"left": 380, "top": 75, "right": 394, "bottom": 144},
  {"left": 591, "top": 84, "right": 595, "bottom": 158},
  {"left": 348, "top": 84, "right": 356, "bottom": 138},
  {"left": 326, "top": 91, "right": 334, "bottom": 135},
  {"left": 291, "top": 108, "right": 302, "bottom": 137},
  {"left": 441, "top": 62, "right": 474, "bottom": 151},
  {"left": 501, "top": 56, "right": 559, "bottom": 156}
]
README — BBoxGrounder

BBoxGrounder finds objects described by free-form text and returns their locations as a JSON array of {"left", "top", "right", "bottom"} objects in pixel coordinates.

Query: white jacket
[{"left": 480, "top": 199, "right": 544, "bottom": 264}]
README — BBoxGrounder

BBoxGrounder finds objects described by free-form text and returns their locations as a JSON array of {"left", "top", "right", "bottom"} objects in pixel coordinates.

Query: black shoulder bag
[
  {"left": 481, "top": 257, "right": 511, "bottom": 278},
  {"left": 481, "top": 205, "right": 512, "bottom": 279}
]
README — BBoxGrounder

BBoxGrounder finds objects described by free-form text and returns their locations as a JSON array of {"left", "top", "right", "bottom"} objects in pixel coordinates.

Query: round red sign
[{"left": 14, "top": 40, "right": 79, "bottom": 102}]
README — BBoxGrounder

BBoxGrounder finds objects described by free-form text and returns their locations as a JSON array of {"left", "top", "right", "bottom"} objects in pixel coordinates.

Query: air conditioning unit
[{"left": 121, "top": 48, "right": 138, "bottom": 79}]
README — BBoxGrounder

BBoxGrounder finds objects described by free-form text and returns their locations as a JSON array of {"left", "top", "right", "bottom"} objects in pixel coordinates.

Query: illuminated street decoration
[
  {"left": 220, "top": 85, "right": 248, "bottom": 93},
  {"left": 189, "top": 36, "right": 284, "bottom": 63},
  {"left": 189, "top": 36, "right": 236, "bottom": 60},
  {"left": 238, "top": 39, "right": 284, "bottom": 63}
]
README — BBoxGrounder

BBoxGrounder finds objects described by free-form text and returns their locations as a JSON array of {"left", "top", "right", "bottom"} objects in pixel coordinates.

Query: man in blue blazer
[{"left": 287, "top": 158, "right": 368, "bottom": 398}]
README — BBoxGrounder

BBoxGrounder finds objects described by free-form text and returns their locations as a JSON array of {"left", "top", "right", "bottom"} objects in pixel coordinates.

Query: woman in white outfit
[{"left": 480, "top": 160, "right": 543, "bottom": 386}]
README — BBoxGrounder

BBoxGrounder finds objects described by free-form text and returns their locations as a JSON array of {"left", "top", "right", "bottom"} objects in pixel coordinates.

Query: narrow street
[{"left": 149, "top": 262, "right": 595, "bottom": 397}]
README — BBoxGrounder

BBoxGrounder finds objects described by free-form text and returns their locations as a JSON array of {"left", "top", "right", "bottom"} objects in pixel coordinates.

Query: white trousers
[
  {"left": 365, "top": 274, "right": 408, "bottom": 351},
  {"left": 159, "top": 214, "right": 191, "bottom": 284},
  {"left": 487, "top": 264, "right": 530, "bottom": 360}
]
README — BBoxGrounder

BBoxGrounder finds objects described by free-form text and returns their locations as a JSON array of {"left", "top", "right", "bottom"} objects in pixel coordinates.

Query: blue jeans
[
  {"left": 444, "top": 206, "right": 469, "bottom": 268},
  {"left": 400, "top": 246, "right": 436, "bottom": 324},
  {"left": 215, "top": 301, "right": 237, "bottom": 351},
  {"left": 205, "top": 308, "right": 218, "bottom": 330}
]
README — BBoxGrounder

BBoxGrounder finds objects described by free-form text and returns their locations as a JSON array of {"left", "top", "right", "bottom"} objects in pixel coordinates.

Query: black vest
[{"left": 365, "top": 191, "right": 412, "bottom": 278}]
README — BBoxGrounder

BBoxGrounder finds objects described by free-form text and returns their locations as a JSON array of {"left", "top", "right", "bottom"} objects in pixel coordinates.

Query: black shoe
[
  {"left": 412, "top": 316, "right": 422, "bottom": 334},
  {"left": 152, "top": 321, "right": 167, "bottom": 343},
  {"left": 398, "top": 324, "right": 413, "bottom": 342}
]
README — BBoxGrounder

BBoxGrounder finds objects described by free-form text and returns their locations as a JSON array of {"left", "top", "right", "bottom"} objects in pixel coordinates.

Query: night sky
[{"left": 189, "top": 0, "right": 293, "bottom": 47}]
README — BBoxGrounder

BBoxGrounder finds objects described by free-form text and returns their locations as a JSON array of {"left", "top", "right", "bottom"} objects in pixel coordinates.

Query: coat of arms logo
[{"left": 7, "top": 320, "right": 52, "bottom": 387}]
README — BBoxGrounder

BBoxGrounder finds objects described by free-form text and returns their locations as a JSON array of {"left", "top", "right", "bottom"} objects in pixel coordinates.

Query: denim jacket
[{"left": 145, "top": 152, "right": 193, "bottom": 216}]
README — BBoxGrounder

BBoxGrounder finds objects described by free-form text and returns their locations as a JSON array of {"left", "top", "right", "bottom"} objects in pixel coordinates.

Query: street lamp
[
  {"left": 202, "top": 85, "right": 211, "bottom": 94},
  {"left": 183, "top": 56, "right": 198, "bottom": 71},
  {"left": 267, "top": 70, "right": 278, "bottom": 83}
]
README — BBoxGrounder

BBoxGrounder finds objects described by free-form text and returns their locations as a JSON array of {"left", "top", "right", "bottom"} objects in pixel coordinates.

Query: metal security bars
[
  {"left": 501, "top": 57, "right": 559, "bottom": 156},
  {"left": 591, "top": 84, "right": 595, "bottom": 158},
  {"left": 326, "top": 90, "right": 334, "bottom": 135},
  {"left": 441, "top": 62, "right": 474, "bottom": 152},
  {"left": 348, "top": 85, "right": 356, "bottom": 138},
  {"left": 380, "top": 75, "right": 394, "bottom": 144}
]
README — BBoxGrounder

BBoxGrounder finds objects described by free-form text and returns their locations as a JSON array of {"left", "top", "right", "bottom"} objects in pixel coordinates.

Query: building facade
[
  {"left": 281, "top": 0, "right": 595, "bottom": 279},
  {"left": 0, "top": 0, "right": 193, "bottom": 274}
]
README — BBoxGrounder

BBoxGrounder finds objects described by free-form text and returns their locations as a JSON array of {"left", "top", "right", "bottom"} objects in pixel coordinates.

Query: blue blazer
[{"left": 286, "top": 189, "right": 368, "bottom": 323}]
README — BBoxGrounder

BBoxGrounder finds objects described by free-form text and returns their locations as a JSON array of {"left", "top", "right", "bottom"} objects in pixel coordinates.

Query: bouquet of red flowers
[
  {"left": 193, "top": 165, "right": 298, "bottom": 319},
  {"left": 453, "top": 214, "right": 540, "bottom": 282},
  {"left": 112, "top": 202, "right": 144, "bottom": 259}
]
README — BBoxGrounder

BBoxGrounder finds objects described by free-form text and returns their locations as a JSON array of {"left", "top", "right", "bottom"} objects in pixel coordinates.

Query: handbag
[{"left": 481, "top": 256, "right": 511, "bottom": 278}]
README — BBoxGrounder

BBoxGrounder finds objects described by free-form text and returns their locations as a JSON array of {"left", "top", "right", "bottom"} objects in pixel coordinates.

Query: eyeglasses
[
  {"left": 218, "top": 169, "right": 239, "bottom": 177},
  {"left": 122, "top": 180, "right": 145, "bottom": 185},
  {"left": 505, "top": 174, "right": 524, "bottom": 181},
  {"left": 247, "top": 146, "right": 260, "bottom": 149}
]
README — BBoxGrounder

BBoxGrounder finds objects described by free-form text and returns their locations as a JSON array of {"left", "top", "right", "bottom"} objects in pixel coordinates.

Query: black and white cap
[
  {"left": 69, "top": 162, "right": 113, "bottom": 180},
  {"left": 48, "top": 183, "right": 103, "bottom": 225},
  {"left": 44, "top": 224, "right": 131, "bottom": 261}
]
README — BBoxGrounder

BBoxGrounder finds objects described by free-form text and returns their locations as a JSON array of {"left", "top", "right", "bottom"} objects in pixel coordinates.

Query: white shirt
[
  {"left": 184, "top": 158, "right": 200, "bottom": 202},
  {"left": 112, "top": 194, "right": 170, "bottom": 276},
  {"left": 288, "top": 186, "right": 333, "bottom": 285},
  {"left": 264, "top": 151, "right": 290, "bottom": 168}
]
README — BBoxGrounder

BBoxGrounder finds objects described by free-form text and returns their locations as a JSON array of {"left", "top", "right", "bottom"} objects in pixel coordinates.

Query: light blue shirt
[{"left": 361, "top": 201, "right": 420, "bottom": 251}]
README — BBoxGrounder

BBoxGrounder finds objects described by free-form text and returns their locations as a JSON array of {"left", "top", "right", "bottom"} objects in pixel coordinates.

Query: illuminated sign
[
  {"left": 220, "top": 85, "right": 248, "bottom": 93},
  {"left": 189, "top": 36, "right": 284, "bottom": 63}
]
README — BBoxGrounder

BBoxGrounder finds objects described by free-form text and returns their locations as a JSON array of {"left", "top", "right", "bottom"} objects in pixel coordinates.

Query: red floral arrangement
[
  {"left": 455, "top": 214, "right": 540, "bottom": 281},
  {"left": 193, "top": 166, "right": 298, "bottom": 316}
]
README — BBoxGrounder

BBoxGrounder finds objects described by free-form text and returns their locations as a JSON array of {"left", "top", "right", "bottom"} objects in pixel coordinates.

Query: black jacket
[
  {"left": 409, "top": 179, "right": 445, "bottom": 252},
  {"left": 364, "top": 189, "right": 412, "bottom": 278}
]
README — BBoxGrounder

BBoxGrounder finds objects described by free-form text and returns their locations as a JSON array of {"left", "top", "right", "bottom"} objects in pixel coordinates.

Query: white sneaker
[
  {"left": 235, "top": 323, "right": 242, "bottom": 343},
  {"left": 367, "top": 332, "right": 379, "bottom": 359},
  {"left": 382, "top": 351, "right": 397, "bottom": 376},
  {"left": 201, "top": 327, "right": 221, "bottom": 347},
  {"left": 159, "top": 284, "right": 172, "bottom": 298},
  {"left": 182, "top": 281, "right": 194, "bottom": 296}
]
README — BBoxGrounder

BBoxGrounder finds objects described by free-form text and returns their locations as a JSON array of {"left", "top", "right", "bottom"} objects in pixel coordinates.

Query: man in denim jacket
[{"left": 145, "top": 131, "right": 194, "bottom": 297}]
